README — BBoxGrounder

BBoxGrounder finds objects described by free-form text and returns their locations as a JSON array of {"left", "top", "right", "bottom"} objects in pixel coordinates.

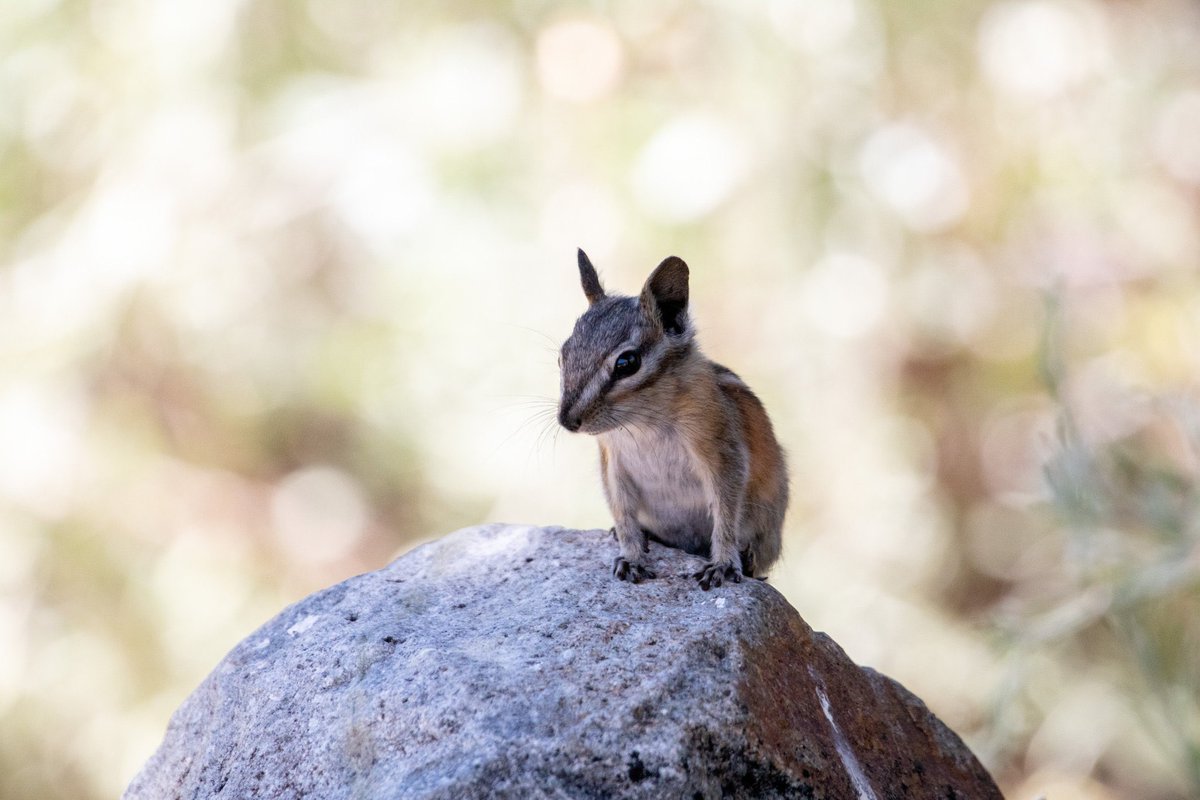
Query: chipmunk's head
[{"left": 558, "top": 249, "right": 694, "bottom": 434}]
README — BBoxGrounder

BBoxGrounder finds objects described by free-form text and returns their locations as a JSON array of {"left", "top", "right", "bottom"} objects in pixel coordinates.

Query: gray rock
[{"left": 126, "top": 524, "right": 1002, "bottom": 799}]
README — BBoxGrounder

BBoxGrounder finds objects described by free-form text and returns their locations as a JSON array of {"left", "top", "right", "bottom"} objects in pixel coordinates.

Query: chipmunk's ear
[
  {"left": 641, "top": 255, "right": 689, "bottom": 336},
  {"left": 577, "top": 249, "right": 606, "bottom": 306}
]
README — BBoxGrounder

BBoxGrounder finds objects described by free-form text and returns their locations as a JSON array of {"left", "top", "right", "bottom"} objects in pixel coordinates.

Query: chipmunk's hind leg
[
  {"left": 740, "top": 546, "right": 771, "bottom": 582},
  {"left": 739, "top": 546, "right": 757, "bottom": 579},
  {"left": 739, "top": 497, "right": 785, "bottom": 580}
]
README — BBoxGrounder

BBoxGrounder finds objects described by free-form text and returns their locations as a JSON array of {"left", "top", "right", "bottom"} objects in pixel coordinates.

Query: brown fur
[{"left": 559, "top": 252, "right": 789, "bottom": 589}]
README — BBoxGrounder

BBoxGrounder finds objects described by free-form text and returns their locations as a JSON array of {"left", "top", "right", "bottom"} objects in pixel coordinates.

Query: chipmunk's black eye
[{"left": 613, "top": 350, "right": 641, "bottom": 379}]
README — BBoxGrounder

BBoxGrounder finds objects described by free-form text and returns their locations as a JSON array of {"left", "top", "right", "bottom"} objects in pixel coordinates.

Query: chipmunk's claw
[
  {"left": 694, "top": 561, "right": 743, "bottom": 591},
  {"left": 613, "top": 557, "right": 655, "bottom": 583}
]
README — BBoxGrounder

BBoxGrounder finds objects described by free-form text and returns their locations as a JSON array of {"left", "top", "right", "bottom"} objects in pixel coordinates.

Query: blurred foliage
[
  {"left": 1033, "top": 303, "right": 1200, "bottom": 793},
  {"left": 1, "top": 0, "right": 1199, "bottom": 798}
]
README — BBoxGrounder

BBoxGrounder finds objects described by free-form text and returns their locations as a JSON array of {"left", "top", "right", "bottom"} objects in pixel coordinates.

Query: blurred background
[{"left": 2, "top": 0, "right": 1198, "bottom": 797}]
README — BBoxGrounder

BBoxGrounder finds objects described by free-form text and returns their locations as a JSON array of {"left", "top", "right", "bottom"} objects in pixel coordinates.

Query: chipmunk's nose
[
  {"left": 558, "top": 399, "right": 582, "bottom": 432},
  {"left": 558, "top": 407, "right": 581, "bottom": 433}
]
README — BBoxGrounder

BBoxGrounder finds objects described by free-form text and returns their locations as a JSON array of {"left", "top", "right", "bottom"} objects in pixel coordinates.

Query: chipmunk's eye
[{"left": 613, "top": 350, "right": 641, "bottom": 379}]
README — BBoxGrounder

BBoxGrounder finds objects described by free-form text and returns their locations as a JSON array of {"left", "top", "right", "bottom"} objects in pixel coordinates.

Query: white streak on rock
[{"left": 810, "top": 666, "right": 879, "bottom": 800}]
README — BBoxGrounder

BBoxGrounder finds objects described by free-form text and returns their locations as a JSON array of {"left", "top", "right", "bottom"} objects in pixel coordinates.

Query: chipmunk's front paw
[
  {"left": 613, "top": 556, "right": 655, "bottom": 584},
  {"left": 694, "top": 560, "right": 743, "bottom": 591}
]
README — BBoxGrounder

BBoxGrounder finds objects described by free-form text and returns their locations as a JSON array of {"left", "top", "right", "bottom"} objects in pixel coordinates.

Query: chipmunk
[{"left": 558, "top": 250, "right": 789, "bottom": 589}]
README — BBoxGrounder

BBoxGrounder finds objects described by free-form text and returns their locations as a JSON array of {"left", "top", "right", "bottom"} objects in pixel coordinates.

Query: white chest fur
[{"left": 602, "top": 423, "right": 713, "bottom": 552}]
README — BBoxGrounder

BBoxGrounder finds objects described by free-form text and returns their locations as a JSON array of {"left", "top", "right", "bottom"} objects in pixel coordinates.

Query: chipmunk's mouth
[
  {"left": 558, "top": 404, "right": 619, "bottom": 435},
  {"left": 559, "top": 415, "right": 614, "bottom": 435},
  {"left": 577, "top": 417, "right": 618, "bottom": 435}
]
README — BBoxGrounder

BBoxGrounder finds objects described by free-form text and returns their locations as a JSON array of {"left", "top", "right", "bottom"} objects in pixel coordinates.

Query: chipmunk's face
[{"left": 558, "top": 251, "right": 692, "bottom": 435}]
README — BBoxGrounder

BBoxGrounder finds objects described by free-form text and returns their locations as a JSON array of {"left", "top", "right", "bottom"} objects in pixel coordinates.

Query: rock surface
[{"left": 126, "top": 524, "right": 1002, "bottom": 799}]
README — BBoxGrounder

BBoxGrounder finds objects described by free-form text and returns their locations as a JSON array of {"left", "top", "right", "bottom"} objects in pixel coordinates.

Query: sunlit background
[{"left": 2, "top": 0, "right": 1199, "bottom": 798}]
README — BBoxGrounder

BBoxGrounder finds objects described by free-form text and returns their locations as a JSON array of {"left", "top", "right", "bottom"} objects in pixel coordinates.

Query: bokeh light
[{"left": 1, "top": 1, "right": 1198, "bottom": 799}]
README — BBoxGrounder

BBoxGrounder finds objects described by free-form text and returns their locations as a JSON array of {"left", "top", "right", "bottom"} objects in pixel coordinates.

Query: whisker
[
  {"left": 491, "top": 407, "right": 558, "bottom": 459},
  {"left": 536, "top": 413, "right": 563, "bottom": 457}
]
